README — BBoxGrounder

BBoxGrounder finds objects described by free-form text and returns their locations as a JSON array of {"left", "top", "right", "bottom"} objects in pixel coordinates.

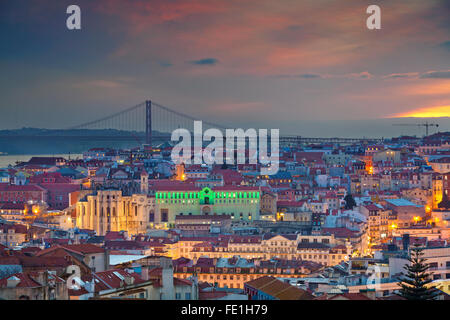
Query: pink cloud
[{"left": 90, "top": 0, "right": 448, "bottom": 77}]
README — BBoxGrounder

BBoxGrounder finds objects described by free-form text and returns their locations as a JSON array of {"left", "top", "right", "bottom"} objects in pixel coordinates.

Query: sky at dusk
[{"left": 0, "top": 0, "right": 449, "bottom": 137}]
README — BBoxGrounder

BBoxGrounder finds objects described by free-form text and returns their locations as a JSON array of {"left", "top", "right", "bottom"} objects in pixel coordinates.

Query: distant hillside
[
  {"left": 0, "top": 128, "right": 167, "bottom": 155},
  {"left": 0, "top": 127, "right": 145, "bottom": 136}
]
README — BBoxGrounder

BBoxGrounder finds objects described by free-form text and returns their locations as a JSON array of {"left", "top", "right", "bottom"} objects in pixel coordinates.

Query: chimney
[
  {"left": 104, "top": 248, "right": 110, "bottom": 271},
  {"left": 361, "top": 289, "right": 376, "bottom": 300},
  {"left": 402, "top": 234, "right": 410, "bottom": 252},
  {"left": 124, "top": 275, "right": 135, "bottom": 286},
  {"left": 85, "top": 278, "right": 95, "bottom": 294},
  {"left": 141, "top": 266, "right": 150, "bottom": 281},
  {"left": 7, "top": 276, "right": 21, "bottom": 288},
  {"left": 161, "top": 258, "right": 175, "bottom": 300},
  {"left": 39, "top": 271, "right": 48, "bottom": 286}
]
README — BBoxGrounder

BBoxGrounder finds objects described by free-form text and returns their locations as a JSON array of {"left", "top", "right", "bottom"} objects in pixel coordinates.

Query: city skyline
[{"left": 0, "top": 0, "right": 448, "bottom": 135}]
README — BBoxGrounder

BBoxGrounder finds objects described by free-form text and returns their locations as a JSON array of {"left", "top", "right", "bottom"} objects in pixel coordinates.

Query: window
[
  {"left": 161, "top": 209, "right": 168, "bottom": 222},
  {"left": 185, "top": 292, "right": 191, "bottom": 300},
  {"left": 175, "top": 293, "right": 181, "bottom": 300}
]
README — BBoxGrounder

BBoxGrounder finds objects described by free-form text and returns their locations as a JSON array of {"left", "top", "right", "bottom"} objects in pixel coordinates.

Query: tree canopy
[
  {"left": 398, "top": 244, "right": 438, "bottom": 300},
  {"left": 343, "top": 194, "right": 357, "bottom": 210}
]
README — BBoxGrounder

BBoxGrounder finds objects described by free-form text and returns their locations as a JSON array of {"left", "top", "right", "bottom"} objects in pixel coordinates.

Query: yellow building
[
  {"left": 432, "top": 176, "right": 443, "bottom": 209},
  {"left": 372, "top": 149, "right": 401, "bottom": 164},
  {"left": 173, "top": 234, "right": 350, "bottom": 267}
]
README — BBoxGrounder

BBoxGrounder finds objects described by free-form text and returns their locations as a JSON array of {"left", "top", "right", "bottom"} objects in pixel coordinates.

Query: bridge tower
[{"left": 145, "top": 100, "right": 152, "bottom": 146}]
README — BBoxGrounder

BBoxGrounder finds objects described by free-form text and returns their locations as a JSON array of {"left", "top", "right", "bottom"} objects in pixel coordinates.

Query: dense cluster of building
[{"left": 1, "top": 132, "right": 450, "bottom": 300}]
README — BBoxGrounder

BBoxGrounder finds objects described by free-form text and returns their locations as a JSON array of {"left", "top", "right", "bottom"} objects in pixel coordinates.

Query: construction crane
[{"left": 392, "top": 121, "right": 439, "bottom": 137}]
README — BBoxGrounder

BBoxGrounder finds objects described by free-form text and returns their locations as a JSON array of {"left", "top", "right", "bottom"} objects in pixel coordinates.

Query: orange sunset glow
[{"left": 390, "top": 105, "right": 450, "bottom": 118}]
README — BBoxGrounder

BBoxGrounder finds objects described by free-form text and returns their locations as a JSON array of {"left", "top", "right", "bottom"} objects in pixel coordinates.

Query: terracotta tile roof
[
  {"left": 27, "top": 157, "right": 65, "bottom": 166},
  {"left": 213, "top": 186, "right": 260, "bottom": 191},
  {"left": 245, "top": 276, "right": 313, "bottom": 300},
  {"left": 328, "top": 293, "right": 373, "bottom": 300},
  {"left": 198, "top": 281, "right": 213, "bottom": 290},
  {"left": 0, "top": 223, "right": 28, "bottom": 234},
  {"left": 376, "top": 295, "right": 406, "bottom": 300},
  {"left": 179, "top": 236, "right": 220, "bottom": 242},
  {"left": 0, "top": 184, "right": 46, "bottom": 192},
  {"left": 175, "top": 215, "right": 231, "bottom": 221},
  {"left": 39, "top": 183, "right": 80, "bottom": 193},
  {"left": 61, "top": 244, "right": 105, "bottom": 254},
  {"left": 173, "top": 257, "right": 192, "bottom": 268},
  {"left": 195, "top": 257, "right": 215, "bottom": 267},
  {"left": 275, "top": 286, "right": 314, "bottom": 300},
  {"left": 276, "top": 200, "right": 306, "bottom": 207},
  {"left": 91, "top": 269, "right": 146, "bottom": 292},
  {"left": 11, "top": 256, "right": 70, "bottom": 268},
  {"left": 37, "top": 243, "right": 104, "bottom": 257},
  {"left": 105, "top": 241, "right": 147, "bottom": 250},
  {"left": 68, "top": 287, "right": 90, "bottom": 296},
  {"left": 0, "top": 273, "right": 42, "bottom": 288},
  {"left": 210, "top": 169, "right": 244, "bottom": 185},
  {"left": 43, "top": 238, "right": 71, "bottom": 246},
  {"left": 174, "top": 277, "right": 193, "bottom": 286},
  {"left": 20, "top": 247, "right": 42, "bottom": 256},
  {"left": 199, "top": 291, "right": 228, "bottom": 300},
  {"left": 0, "top": 257, "right": 21, "bottom": 265},
  {"left": 0, "top": 203, "right": 26, "bottom": 210},
  {"left": 229, "top": 235, "right": 262, "bottom": 244},
  {"left": 146, "top": 267, "right": 192, "bottom": 288},
  {"left": 322, "top": 227, "right": 359, "bottom": 239},
  {"left": 245, "top": 276, "right": 278, "bottom": 289},
  {"left": 364, "top": 204, "right": 381, "bottom": 211},
  {"left": 104, "top": 231, "right": 127, "bottom": 241},
  {"left": 297, "top": 242, "right": 330, "bottom": 249},
  {"left": 0, "top": 271, "right": 63, "bottom": 288},
  {"left": 30, "top": 172, "right": 72, "bottom": 183}
]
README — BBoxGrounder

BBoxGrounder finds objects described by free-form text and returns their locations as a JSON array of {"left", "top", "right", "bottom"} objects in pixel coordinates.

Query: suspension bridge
[
  {"left": 64, "top": 100, "right": 230, "bottom": 146},
  {"left": 1, "top": 100, "right": 384, "bottom": 149}
]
